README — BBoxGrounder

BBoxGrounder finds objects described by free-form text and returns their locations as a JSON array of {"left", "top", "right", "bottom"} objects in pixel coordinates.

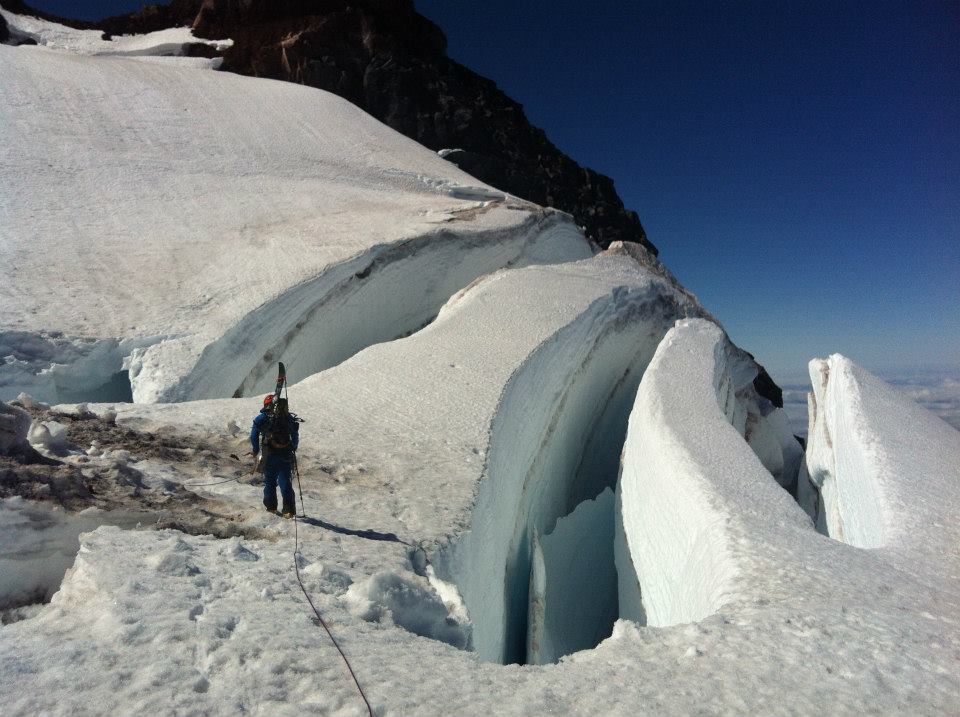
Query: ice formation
[
  {"left": 800, "top": 354, "right": 960, "bottom": 552},
  {"left": 1, "top": 8, "right": 958, "bottom": 716},
  {"left": 615, "top": 319, "right": 805, "bottom": 627}
]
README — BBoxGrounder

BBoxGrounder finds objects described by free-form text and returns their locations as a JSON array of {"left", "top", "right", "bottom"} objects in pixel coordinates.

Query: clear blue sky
[{"left": 24, "top": 0, "right": 960, "bottom": 381}]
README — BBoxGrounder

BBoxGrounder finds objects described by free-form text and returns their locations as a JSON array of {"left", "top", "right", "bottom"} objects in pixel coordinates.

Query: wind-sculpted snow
[
  {"left": 800, "top": 354, "right": 960, "bottom": 552},
  {"left": 0, "top": 20, "right": 589, "bottom": 404}
]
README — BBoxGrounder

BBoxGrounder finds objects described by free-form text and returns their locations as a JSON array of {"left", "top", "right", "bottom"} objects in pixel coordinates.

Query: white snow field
[
  {"left": 0, "top": 9, "right": 589, "bottom": 405},
  {"left": 2, "top": 8, "right": 959, "bottom": 717}
]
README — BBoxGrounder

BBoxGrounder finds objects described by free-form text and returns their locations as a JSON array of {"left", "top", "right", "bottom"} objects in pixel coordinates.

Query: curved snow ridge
[
  {"left": 800, "top": 354, "right": 960, "bottom": 552},
  {"left": 139, "top": 211, "right": 591, "bottom": 402},
  {"left": 616, "top": 319, "right": 809, "bottom": 628},
  {"left": 2, "top": 41, "right": 591, "bottom": 404},
  {"left": 439, "top": 268, "right": 712, "bottom": 664}
]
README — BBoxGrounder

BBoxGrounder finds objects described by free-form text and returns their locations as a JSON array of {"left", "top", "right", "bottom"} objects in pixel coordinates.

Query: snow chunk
[
  {"left": 27, "top": 420, "right": 70, "bottom": 454},
  {"left": 343, "top": 571, "right": 470, "bottom": 650},
  {"left": 0, "top": 400, "right": 30, "bottom": 455}
]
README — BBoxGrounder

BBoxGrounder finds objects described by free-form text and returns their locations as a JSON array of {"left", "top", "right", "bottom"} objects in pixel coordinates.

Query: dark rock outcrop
[
  {"left": 752, "top": 364, "right": 784, "bottom": 409},
  {"left": 0, "top": 12, "right": 8, "bottom": 42},
  {"left": 9, "top": 0, "right": 653, "bottom": 252}
]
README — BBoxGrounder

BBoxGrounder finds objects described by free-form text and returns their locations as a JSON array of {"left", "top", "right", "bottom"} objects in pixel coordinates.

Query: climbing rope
[
  {"left": 182, "top": 476, "right": 242, "bottom": 488},
  {"left": 183, "top": 454, "right": 247, "bottom": 487},
  {"left": 292, "top": 458, "right": 374, "bottom": 717}
]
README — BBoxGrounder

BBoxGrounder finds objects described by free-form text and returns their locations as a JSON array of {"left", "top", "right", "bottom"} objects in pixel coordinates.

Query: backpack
[{"left": 264, "top": 411, "right": 293, "bottom": 451}]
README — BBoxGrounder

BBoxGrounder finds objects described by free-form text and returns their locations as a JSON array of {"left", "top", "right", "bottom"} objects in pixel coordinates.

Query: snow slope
[
  {"left": 2, "top": 8, "right": 958, "bottom": 716},
  {"left": 0, "top": 10, "right": 590, "bottom": 404},
  {"left": 0, "top": 7, "right": 230, "bottom": 60}
]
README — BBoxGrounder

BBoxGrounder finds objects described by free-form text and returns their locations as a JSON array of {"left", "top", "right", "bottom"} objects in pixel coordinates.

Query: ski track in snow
[{"left": 1, "top": 9, "right": 958, "bottom": 716}]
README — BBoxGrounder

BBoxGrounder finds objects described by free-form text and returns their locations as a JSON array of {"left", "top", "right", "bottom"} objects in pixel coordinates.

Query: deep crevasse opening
[
  {"left": 436, "top": 305, "right": 803, "bottom": 663},
  {"left": 0, "top": 333, "right": 145, "bottom": 405},
  {"left": 0, "top": 499, "right": 145, "bottom": 622},
  {"left": 437, "top": 290, "right": 697, "bottom": 665},
  {"left": 136, "top": 216, "right": 591, "bottom": 403}
]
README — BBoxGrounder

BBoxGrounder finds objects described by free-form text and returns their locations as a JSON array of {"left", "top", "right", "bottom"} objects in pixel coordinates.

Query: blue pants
[{"left": 263, "top": 458, "right": 296, "bottom": 512}]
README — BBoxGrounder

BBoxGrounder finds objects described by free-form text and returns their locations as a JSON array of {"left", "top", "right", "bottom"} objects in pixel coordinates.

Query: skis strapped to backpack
[
  {"left": 262, "top": 362, "right": 302, "bottom": 452},
  {"left": 255, "top": 362, "right": 288, "bottom": 472},
  {"left": 273, "top": 361, "right": 287, "bottom": 404}
]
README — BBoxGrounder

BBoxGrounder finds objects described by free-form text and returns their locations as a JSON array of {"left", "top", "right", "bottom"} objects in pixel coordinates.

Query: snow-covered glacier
[
  {"left": 2, "top": 8, "right": 958, "bottom": 717},
  {"left": 0, "top": 9, "right": 588, "bottom": 405}
]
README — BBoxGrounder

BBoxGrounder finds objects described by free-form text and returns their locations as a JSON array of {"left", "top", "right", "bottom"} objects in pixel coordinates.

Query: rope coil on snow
[{"left": 292, "top": 458, "right": 374, "bottom": 717}]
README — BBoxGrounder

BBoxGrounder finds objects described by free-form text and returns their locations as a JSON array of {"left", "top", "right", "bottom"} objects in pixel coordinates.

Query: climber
[{"left": 250, "top": 395, "right": 300, "bottom": 518}]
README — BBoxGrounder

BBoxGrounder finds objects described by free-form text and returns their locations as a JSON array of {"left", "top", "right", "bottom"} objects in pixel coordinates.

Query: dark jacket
[{"left": 250, "top": 408, "right": 300, "bottom": 464}]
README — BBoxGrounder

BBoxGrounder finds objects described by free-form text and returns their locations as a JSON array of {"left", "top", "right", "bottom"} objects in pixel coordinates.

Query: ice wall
[
  {"left": 526, "top": 488, "right": 616, "bottom": 665},
  {"left": 149, "top": 214, "right": 590, "bottom": 403},
  {"left": 615, "top": 319, "right": 804, "bottom": 627},
  {"left": 800, "top": 354, "right": 960, "bottom": 552},
  {"left": 443, "top": 278, "right": 706, "bottom": 663}
]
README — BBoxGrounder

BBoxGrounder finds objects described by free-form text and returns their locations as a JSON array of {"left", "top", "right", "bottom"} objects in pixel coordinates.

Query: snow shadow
[{"left": 298, "top": 516, "right": 409, "bottom": 546}]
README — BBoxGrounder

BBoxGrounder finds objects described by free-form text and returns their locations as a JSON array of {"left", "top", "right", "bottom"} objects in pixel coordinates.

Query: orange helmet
[{"left": 263, "top": 395, "right": 274, "bottom": 407}]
